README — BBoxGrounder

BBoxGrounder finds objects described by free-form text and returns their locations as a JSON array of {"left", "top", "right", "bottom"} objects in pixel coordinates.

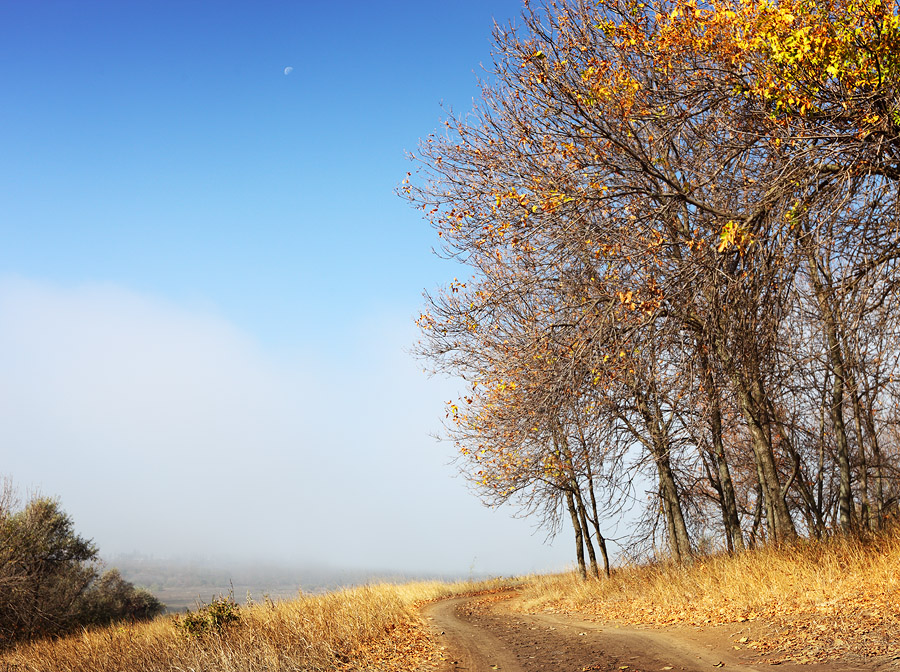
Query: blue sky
[
  {"left": 1, "top": 0, "right": 508, "bottom": 346},
  {"left": 0, "top": 1, "right": 588, "bottom": 576}
]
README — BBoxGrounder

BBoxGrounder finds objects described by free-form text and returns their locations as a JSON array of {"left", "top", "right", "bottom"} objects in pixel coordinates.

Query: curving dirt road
[{"left": 422, "top": 593, "right": 889, "bottom": 672}]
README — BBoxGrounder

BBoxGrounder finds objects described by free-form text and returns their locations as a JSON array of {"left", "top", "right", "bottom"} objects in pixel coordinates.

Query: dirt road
[{"left": 422, "top": 593, "right": 892, "bottom": 672}]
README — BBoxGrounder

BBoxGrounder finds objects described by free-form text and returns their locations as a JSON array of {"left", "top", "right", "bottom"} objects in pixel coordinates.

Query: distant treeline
[
  {"left": 0, "top": 478, "right": 163, "bottom": 646},
  {"left": 110, "top": 554, "right": 475, "bottom": 613}
]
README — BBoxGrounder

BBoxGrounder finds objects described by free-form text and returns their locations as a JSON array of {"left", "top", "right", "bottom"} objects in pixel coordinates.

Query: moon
[{"left": 284, "top": 66, "right": 294, "bottom": 75}]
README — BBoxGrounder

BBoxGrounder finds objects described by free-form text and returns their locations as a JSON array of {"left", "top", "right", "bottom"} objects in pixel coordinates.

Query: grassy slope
[
  {"left": 516, "top": 532, "right": 900, "bottom": 663},
  {"left": 1, "top": 578, "right": 515, "bottom": 672},
  {"left": 5, "top": 532, "right": 900, "bottom": 669}
]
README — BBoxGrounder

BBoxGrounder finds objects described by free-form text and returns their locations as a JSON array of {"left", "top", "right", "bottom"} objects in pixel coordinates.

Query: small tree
[
  {"left": 0, "top": 479, "right": 163, "bottom": 646},
  {"left": 0, "top": 492, "right": 97, "bottom": 641},
  {"left": 75, "top": 568, "right": 164, "bottom": 626}
]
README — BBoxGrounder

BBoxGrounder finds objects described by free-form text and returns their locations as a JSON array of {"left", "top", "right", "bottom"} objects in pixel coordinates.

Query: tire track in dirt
[
  {"left": 424, "top": 597, "right": 525, "bottom": 672},
  {"left": 422, "top": 593, "right": 886, "bottom": 672}
]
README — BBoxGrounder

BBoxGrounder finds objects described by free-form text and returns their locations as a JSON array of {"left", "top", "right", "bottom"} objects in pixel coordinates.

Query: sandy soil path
[{"left": 422, "top": 593, "right": 894, "bottom": 672}]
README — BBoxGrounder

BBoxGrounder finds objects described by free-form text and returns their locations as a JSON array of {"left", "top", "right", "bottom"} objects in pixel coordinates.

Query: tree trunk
[
  {"left": 712, "top": 328, "right": 796, "bottom": 543},
  {"left": 635, "top": 388, "right": 691, "bottom": 561},
  {"left": 802, "top": 233, "right": 853, "bottom": 533},
  {"left": 657, "top": 456, "right": 691, "bottom": 560},
  {"left": 591, "top": 518, "right": 611, "bottom": 578},
  {"left": 858, "top": 376, "right": 885, "bottom": 528},
  {"left": 556, "top": 427, "right": 599, "bottom": 578},
  {"left": 735, "top": 377, "right": 797, "bottom": 542},
  {"left": 565, "top": 490, "right": 587, "bottom": 579},
  {"left": 749, "top": 478, "right": 764, "bottom": 548},
  {"left": 784, "top": 440, "right": 826, "bottom": 537},
  {"left": 701, "top": 351, "right": 745, "bottom": 551},
  {"left": 850, "top": 384, "right": 874, "bottom": 531},
  {"left": 827, "top": 337, "right": 853, "bottom": 533},
  {"left": 583, "top": 457, "right": 611, "bottom": 577},
  {"left": 573, "top": 484, "right": 600, "bottom": 578}
]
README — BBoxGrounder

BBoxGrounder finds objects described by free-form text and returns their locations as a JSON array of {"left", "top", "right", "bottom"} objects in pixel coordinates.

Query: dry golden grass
[
  {"left": 1, "top": 577, "right": 516, "bottom": 672},
  {"left": 9, "top": 534, "right": 898, "bottom": 669},
  {"left": 514, "top": 531, "right": 900, "bottom": 663}
]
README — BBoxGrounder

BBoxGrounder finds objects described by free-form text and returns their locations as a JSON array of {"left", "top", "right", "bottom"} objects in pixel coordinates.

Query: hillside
[{"left": 4, "top": 532, "right": 899, "bottom": 671}]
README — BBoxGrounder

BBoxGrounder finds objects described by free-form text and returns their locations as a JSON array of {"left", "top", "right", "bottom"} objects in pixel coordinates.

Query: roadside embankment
[{"left": 513, "top": 532, "right": 900, "bottom": 665}]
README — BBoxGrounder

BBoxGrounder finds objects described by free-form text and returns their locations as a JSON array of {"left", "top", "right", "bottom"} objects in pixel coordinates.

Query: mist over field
[
  {"left": 106, "top": 552, "right": 481, "bottom": 612},
  {"left": 0, "top": 278, "right": 575, "bottom": 577},
  {"left": 0, "top": 0, "right": 584, "bottom": 585}
]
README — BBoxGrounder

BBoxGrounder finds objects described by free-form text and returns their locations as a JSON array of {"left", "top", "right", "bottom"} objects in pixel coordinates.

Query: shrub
[
  {"left": 173, "top": 594, "right": 241, "bottom": 638},
  {"left": 0, "top": 478, "right": 164, "bottom": 646},
  {"left": 0, "top": 489, "right": 97, "bottom": 643},
  {"left": 75, "top": 569, "right": 165, "bottom": 627}
]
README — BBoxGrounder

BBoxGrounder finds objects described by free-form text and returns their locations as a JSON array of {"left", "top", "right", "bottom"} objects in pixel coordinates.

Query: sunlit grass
[
  {"left": 9, "top": 532, "right": 900, "bottom": 669},
  {"left": 2, "top": 577, "right": 516, "bottom": 672},
  {"left": 515, "top": 530, "right": 900, "bottom": 660}
]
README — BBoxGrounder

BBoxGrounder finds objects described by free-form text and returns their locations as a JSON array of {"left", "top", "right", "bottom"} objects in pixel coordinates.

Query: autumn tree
[{"left": 408, "top": 0, "right": 900, "bottom": 569}]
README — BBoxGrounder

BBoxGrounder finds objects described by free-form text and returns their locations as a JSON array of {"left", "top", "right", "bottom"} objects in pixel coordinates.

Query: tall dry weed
[
  {"left": 1, "top": 577, "right": 513, "bottom": 672},
  {"left": 516, "top": 531, "right": 900, "bottom": 661}
]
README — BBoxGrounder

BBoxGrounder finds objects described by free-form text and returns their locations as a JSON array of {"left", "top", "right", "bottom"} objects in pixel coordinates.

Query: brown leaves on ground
[
  {"left": 341, "top": 616, "right": 443, "bottom": 672},
  {"left": 747, "top": 608, "right": 899, "bottom": 664},
  {"left": 514, "top": 533, "right": 900, "bottom": 664}
]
